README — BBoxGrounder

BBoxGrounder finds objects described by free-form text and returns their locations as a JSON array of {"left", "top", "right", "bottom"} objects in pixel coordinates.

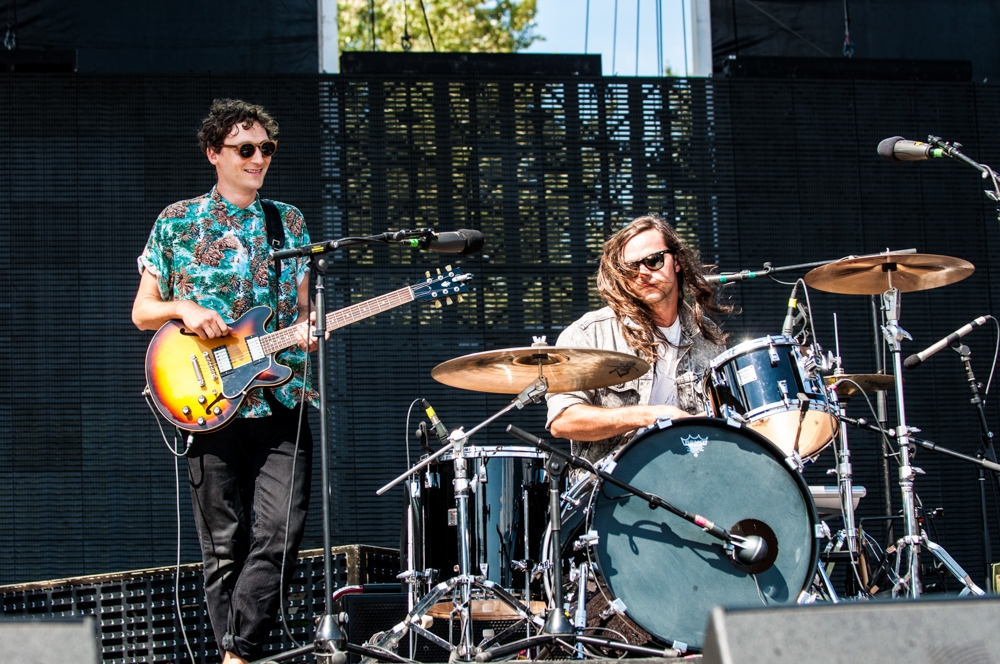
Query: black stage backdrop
[{"left": 2, "top": 73, "right": 1000, "bottom": 592}]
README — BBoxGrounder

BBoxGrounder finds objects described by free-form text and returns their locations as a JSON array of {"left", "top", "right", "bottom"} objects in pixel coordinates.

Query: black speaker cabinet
[
  {"left": 702, "top": 597, "right": 1000, "bottom": 664},
  {"left": 0, "top": 617, "right": 99, "bottom": 663}
]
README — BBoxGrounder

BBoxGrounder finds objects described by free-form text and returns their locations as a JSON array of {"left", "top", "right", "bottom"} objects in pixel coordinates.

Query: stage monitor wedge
[{"left": 702, "top": 597, "right": 1000, "bottom": 664}]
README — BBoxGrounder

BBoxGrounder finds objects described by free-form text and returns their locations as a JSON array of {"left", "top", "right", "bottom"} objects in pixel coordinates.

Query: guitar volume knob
[
  {"left": 182, "top": 406, "right": 191, "bottom": 416},
  {"left": 212, "top": 406, "right": 222, "bottom": 416},
  {"left": 197, "top": 417, "right": 206, "bottom": 426},
  {"left": 198, "top": 395, "right": 207, "bottom": 405}
]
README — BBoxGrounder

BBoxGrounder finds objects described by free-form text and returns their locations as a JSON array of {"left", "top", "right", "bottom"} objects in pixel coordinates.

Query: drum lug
[
  {"left": 768, "top": 339, "right": 780, "bottom": 365},
  {"left": 599, "top": 597, "right": 628, "bottom": 619},
  {"left": 784, "top": 451, "right": 805, "bottom": 473},
  {"left": 653, "top": 415, "right": 673, "bottom": 430},
  {"left": 573, "top": 529, "right": 600, "bottom": 551}
]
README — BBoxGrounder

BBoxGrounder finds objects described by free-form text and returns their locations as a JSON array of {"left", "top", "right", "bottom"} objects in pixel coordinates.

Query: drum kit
[{"left": 362, "top": 249, "right": 991, "bottom": 662}]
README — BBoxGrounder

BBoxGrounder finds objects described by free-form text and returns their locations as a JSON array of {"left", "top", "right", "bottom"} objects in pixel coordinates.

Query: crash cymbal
[
  {"left": 431, "top": 346, "right": 650, "bottom": 394},
  {"left": 825, "top": 373, "right": 896, "bottom": 399},
  {"left": 804, "top": 253, "right": 974, "bottom": 294}
]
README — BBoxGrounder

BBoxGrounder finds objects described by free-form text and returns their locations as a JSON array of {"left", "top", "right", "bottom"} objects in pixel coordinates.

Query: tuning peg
[
  {"left": 445, "top": 264, "right": 452, "bottom": 272},
  {"left": 425, "top": 271, "right": 431, "bottom": 278},
  {"left": 434, "top": 300, "right": 442, "bottom": 309},
  {"left": 456, "top": 295, "right": 464, "bottom": 303},
  {"left": 446, "top": 297, "right": 453, "bottom": 306},
  {"left": 436, "top": 268, "right": 442, "bottom": 275}
]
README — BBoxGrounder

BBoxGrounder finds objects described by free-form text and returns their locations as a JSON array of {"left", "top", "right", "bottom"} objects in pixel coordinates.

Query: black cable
[
  {"left": 417, "top": 0, "right": 436, "bottom": 52},
  {"left": 278, "top": 293, "right": 315, "bottom": 648}
]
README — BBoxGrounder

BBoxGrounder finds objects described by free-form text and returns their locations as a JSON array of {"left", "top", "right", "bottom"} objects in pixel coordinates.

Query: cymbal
[
  {"left": 804, "top": 253, "right": 974, "bottom": 294},
  {"left": 431, "top": 346, "right": 650, "bottom": 394},
  {"left": 825, "top": 373, "right": 896, "bottom": 399}
]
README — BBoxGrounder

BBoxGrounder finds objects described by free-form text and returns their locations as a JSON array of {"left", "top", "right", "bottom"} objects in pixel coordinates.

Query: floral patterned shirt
[{"left": 137, "top": 186, "right": 316, "bottom": 418}]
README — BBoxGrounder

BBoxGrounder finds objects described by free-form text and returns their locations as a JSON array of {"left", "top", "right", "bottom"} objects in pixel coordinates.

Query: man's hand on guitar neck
[{"left": 289, "top": 311, "right": 328, "bottom": 353}]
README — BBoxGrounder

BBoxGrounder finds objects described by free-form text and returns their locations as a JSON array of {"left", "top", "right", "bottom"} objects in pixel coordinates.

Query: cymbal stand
[
  {"left": 881, "top": 285, "right": 985, "bottom": 598},
  {"left": 370, "top": 377, "right": 552, "bottom": 663},
  {"left": 881, "top": 284, "right": 925, "bottom": 597}
]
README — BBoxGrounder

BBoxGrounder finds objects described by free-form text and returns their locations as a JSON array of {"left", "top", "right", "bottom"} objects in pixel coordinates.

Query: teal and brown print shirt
[{"left": 138, "top": 186, "right": 316, "bottom": 417}]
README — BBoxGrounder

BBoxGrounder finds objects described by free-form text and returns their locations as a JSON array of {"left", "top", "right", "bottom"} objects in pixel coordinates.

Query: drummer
[{"left": 546, "top": 214, "right": 730, "bottom": 463}]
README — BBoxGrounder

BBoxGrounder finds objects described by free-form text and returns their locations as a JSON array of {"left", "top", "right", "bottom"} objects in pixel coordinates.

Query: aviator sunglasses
[
  {"left": 622, "top": 248, "right": 676, "bottom": 272},
  {"left": 220, "top": 140, "right": 278, "bottom": 158}
]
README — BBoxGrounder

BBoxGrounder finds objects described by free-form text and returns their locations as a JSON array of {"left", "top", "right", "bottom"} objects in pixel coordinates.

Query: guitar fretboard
[{"left": 259, "top": 285, "right": 416, "bottom": 355}]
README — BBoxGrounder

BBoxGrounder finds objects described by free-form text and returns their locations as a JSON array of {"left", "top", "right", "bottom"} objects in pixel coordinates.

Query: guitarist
[{"left": 132, "top": 99, "right": 318, "bottom": 664}]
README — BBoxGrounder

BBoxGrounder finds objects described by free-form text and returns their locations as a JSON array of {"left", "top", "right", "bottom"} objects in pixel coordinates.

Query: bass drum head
[{"left": 592, "top": 418, "right": 819, "bottom": 651}]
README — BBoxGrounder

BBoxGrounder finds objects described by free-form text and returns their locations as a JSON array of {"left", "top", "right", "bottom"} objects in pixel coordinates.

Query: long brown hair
[{"left": 596, "top": 214, "right": 730, "bottom": 362}]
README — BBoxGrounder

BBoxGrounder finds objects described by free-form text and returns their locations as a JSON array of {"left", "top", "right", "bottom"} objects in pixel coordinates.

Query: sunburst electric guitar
[{"left": 144, "top": 267, "right": 471, "bottom": 432}]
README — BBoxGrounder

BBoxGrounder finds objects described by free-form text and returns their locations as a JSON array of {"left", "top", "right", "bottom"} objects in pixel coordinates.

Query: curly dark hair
[
  {"left": 596, "top": 214, "right": 730, "bottom": 362},
  {"left": 197, "top": 98, "right": 279, "bottom": 153}
]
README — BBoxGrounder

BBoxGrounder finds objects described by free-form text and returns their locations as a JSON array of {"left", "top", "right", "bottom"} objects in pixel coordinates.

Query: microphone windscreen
[
  {"left": 456, "top": 229, "right": 485, "bottom": 255},
  {"left": 877, "top": 136, "right": 904, "bottom": 162}
]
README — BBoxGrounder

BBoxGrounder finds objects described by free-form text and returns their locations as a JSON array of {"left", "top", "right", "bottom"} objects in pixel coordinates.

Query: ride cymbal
[
  {"left": 804, "top": 253, "right": 974, "bottom": 294},
  {"left": 431, "top": 346, "right": 650, "bottom": 394}
]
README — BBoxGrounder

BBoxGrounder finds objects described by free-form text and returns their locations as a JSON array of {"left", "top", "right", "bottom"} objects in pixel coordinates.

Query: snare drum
[
  {"left": 419, "top": 446, "right": 548, "bottom": 591},
  {"left": 564, "top": 419, "right": 820, "bottom": 651},
  {"left": 704, "top": 335, "right": 837, "bottom": 459}
]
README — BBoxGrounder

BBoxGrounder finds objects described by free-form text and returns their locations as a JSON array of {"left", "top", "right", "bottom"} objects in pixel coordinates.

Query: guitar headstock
[{"left": 412, "top": 266, "right": 472, "bottom": 307}]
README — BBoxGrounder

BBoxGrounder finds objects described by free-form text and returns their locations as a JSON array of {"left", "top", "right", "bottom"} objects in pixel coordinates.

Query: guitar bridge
[{"left": 203, "top": 351, "right": 218, "bottom": 381}]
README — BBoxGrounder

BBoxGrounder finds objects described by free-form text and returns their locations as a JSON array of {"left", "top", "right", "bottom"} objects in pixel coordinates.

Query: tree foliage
[{"left": 339, "top": 0, "right": 542, "bottom": 53}]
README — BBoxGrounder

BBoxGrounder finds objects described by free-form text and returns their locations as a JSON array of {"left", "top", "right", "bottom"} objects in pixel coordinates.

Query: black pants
[{"left": 187, "top": 396, "right": 313, "bottom": 659}]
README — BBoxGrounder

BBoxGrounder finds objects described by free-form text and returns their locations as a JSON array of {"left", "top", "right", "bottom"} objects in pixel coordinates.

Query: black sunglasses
[
  {"left": 622, "top": 248, "right": 675, "bottom": 272},
  {"left": 220, "top": 140, "right": 277, "bottom": 158}
]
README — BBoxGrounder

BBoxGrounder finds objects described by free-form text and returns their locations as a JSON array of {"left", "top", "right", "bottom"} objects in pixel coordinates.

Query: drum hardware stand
[
  {"left": 870, "top": 295, "right": 895, "bottom": 540},
  {"left": 879, "top": 284, "right": 986, "bottom": 598},
  {"left": 474, "top": 428, "right": 681, "bottom": 662},
  {"left": 372, "top": 377, "right": 552, "bottom": 662},
  {"left": 475, "top": 424, "right": 777, "bottom": 661}
]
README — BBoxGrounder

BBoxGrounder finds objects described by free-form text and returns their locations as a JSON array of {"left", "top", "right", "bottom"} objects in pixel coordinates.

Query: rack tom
[{"left": 703, "top": 335, "right": 836, "bottom": 460}]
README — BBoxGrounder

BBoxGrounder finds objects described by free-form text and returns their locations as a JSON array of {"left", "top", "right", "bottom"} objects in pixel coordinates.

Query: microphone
[
  {"left": 877, "top": 136, "right": 945, "bottom": 162},
  {"left": 904, "top": 316, "right": 989, "bottom": 369},
  {"left": 781, "top": 282, "right": 799, "bottom": 336},
  {"left": 704, "top": 269, "right": 764, "bottom": 285},
  {"left": 416, "top": 229, "right": 484, "bottom": 255},
  {"left": 731, "top": 534, "right": 768, "bottom": 566},
  {"left": 421, "top": 399, "right": 451, "bottom": 445}
]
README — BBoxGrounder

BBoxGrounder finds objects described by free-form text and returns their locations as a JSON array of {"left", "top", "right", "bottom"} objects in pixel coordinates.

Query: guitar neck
[{"left": 259, "top": 285, "right": 416, "bottom": 355}]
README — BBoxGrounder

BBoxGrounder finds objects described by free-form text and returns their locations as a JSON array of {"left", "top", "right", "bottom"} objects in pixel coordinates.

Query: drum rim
[
  {"left": 441, "top": 445, "right": 547, "bottom": 460},
  {"left": 599, "top": 417, "right": 821, "bottom": 650},
  {"left": 708, "top": 334, "right": 802, "bottom": 369}
]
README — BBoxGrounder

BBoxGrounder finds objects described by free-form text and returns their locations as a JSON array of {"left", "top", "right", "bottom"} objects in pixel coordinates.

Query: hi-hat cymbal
[
  {"left": 825, "top": 373, "right": 896, "bottom": 399},
  {"left": 431, "top": 346, "right": 650, "bottom": 394},
  {"left": 804, "top": 253, "right": 974, "bottom": 294}
]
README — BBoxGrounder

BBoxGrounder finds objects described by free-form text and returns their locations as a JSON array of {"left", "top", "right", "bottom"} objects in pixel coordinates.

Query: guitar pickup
[
  {"left": 245, "top": 335, "right": 266, "bottom": 363},
  {"left": 189, "top": 355, "right": 205, "bottom": 387},
  {"left": 212, "top": 346, "right": 234, "bottom": 375}
]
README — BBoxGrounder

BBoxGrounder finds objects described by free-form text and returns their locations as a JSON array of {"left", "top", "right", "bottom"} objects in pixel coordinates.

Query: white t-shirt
[{"left": 648, "top": 318, "right": 683, "bottom": 406}]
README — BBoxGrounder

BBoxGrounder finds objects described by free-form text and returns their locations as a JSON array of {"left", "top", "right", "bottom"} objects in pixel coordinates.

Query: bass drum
[{"left": 589, "top": 418, "right": 819, "bottom": 652}]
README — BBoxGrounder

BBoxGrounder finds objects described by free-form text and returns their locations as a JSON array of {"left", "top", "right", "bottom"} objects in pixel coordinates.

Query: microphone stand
[
  {"left": 473, "top": 424, "right": 767, "bottom": 662},
  {"left": 925, "top": 135, "right": 1000, "bottom": 230},
  {"left": 950, "top": 340, "right": 1000, "bottom": 592},
  {"left": 263, "top": 231, "right": 438, "bottom": 664},
  {"left": 711, "top": 248, "right": 918, "bottom": 285}
]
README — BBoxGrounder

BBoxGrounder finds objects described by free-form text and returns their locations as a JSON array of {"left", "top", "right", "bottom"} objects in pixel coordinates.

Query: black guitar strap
[{"left": 260, "top": 198, "right": 285, "bottom": 307}]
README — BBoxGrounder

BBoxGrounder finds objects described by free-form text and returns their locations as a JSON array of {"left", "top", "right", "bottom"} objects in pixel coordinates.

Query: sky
[{"left": 523, "top": 0, "right": 693, "bottom": 77}]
